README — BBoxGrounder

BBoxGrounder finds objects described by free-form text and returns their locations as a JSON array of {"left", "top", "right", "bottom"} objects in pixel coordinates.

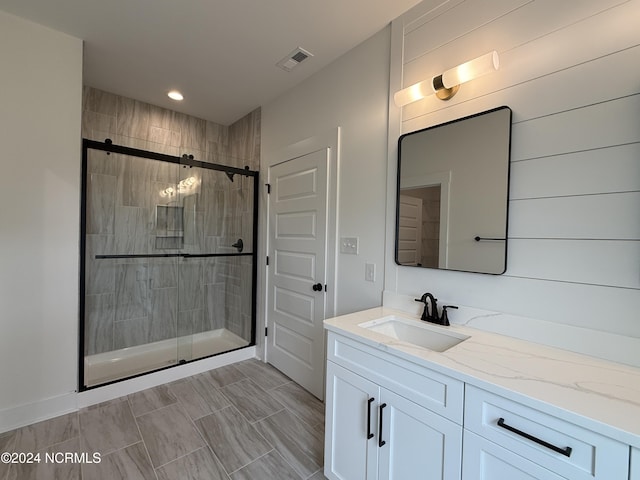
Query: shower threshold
[{"left": 84, "top": 328, "right": 248, "bottom": 388}]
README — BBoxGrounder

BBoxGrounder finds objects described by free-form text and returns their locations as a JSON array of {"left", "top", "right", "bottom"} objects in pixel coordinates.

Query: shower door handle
[{"left": 312, "top": 283, "right": 323, "bottom": 292}]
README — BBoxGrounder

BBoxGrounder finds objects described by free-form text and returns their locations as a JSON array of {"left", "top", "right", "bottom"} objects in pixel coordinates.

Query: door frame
[{"left": 258, "top": 128, "right": 340, "bottom": 370}]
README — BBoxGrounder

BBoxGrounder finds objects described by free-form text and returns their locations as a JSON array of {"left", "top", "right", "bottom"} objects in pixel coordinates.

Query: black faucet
[
  {"left": 414, "top": 293, "right": 438, "bottom": 323},
  {"left": 414, "top": 293, "right": 458, "bottom": 326}
]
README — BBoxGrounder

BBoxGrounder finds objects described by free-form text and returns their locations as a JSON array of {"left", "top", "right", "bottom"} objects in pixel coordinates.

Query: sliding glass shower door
[
  {"left": 80, "top": 140, "right": 257, "bottom": 389},
  {"left": 174, "top": 160, "right": 257, "bottom": 364}
]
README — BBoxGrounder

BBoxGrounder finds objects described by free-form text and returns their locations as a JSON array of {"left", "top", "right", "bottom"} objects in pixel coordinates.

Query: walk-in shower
[{"left": 80, "top": 139, "right": 258, "bottom": 389}]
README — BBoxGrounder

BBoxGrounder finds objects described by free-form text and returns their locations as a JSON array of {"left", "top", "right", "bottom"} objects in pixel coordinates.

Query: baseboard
[{"left": 0, "top": 391, "right": 77, "bottom": 434}]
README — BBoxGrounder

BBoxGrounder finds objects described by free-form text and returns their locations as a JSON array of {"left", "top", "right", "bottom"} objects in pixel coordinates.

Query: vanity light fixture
[
  {"left": 394, "top": 51, "right": 499, "bottom": 106},
  {"left": 167, "top": 90, "right": 184, "bottom": 101},
  {"left": 159, "top": 176, "right": 197, "bottom": 197},
  {"left": 177, "top": 176, "right": 197, "bottom": 191},
  {"left": 160, "top": 187, "right": 175, "bottom": 197}
]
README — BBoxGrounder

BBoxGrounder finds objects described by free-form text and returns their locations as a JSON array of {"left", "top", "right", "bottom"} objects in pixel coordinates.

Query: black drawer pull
[
  {"left": 497, "top": 418, "right": 572, "bottom": 457},
  {"left": 366, "top": 398, "right": 375, "bottom": 439},
  {"left": 378, "top": 403, "right": 387, "bottom": 447}
]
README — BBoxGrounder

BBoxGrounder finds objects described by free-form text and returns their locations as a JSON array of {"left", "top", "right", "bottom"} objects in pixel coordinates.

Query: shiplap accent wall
[{"left": 385, "top": 0, "right": 640, "bottom": 345}]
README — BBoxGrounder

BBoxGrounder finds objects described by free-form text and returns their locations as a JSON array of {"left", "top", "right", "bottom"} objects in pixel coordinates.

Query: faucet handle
[{"left": 440, "top": 305, "right": 458, "bottom": 326}]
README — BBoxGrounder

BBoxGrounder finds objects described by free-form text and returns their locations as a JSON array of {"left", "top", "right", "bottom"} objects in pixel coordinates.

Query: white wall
[
  {"left": 261, "top": 27, "right": 392, "bottom": 316},
  {"left": 385, "top": 0, "right": 640, "bottom": 347},
  {"left": 0, "top": 11, "right": 83, "bottom": 431}
]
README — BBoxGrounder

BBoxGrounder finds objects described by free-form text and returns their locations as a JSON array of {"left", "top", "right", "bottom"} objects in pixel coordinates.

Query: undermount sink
[{"left": 358, "top": 315, "right": 469, "bottom": 352}]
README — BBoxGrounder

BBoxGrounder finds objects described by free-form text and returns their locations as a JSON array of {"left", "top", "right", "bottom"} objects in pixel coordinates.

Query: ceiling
[{"left": 0, "top": 0, "right": 423, "bottom": 125}]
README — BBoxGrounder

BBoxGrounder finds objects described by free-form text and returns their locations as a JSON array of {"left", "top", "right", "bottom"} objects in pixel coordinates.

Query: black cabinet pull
[
  {"left": 378, "top": 403, "right": 387, "bottom": 447},
  {"left": 312, "top": 283, "right": 323, "bottom": 291},
  {"left": 497, "top": 418, "right": 572, "bottom": 457},
  {"left": 366, "top": 398, "right": 375, "bottom": 439}
]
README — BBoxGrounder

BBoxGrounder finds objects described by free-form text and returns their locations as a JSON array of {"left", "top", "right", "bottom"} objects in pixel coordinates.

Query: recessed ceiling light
[{"left": 168, "top": 90, "right": 184, "bottom": 101}]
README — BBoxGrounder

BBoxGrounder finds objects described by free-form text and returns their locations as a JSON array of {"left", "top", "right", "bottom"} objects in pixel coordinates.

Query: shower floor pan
[{"left": 84, "top": 328, "right": 248, "bottom": 387}]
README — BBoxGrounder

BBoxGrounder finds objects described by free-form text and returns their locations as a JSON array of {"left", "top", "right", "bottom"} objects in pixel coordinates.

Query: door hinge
[
  {"left": 266, "top": 256, "right": 269, "bottom": 266},
  {"left": 265, "top": 327, "right": 268, "bottom": 337},
  {"left": 266, "top": 183, "right": 271, "bottom": 194}
]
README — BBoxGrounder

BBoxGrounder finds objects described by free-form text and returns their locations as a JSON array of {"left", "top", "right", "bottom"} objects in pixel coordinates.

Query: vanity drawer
[
  {"left": 462, "top": 430, "right": 566, "bottom": 480},
  {"left": 464, "top": 385, "right": 629, "bottom": 480},
  {"left": 327, "top": 331, "right": 464, "bottom": 423}
]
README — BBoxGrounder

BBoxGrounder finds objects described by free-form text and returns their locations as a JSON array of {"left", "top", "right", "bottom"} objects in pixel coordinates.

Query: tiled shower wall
[
  {"left": 82, "top": 86, "right": 259, "bottom": 357},
  {"left": 82, "top": 86, "right": 260, "bottom": 170}
]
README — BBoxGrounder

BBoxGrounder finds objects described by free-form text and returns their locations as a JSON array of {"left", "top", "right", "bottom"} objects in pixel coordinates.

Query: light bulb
[
  {"left": 441, "top": 51, "right": 499, "bottom": 89},
  {"left": 393, "top": 79, "right": 437, "bottom": 107}
]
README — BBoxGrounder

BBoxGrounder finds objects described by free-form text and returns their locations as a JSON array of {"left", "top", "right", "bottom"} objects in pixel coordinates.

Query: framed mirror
[{"left": 395, "top": 106, "right": 512, "bottom": 274}]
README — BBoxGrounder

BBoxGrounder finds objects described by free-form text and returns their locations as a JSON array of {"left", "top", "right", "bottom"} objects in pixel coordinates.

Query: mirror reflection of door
[
  {"left": 399, "top": 171, "right": 451, "bottom": 269},
  {"left": 400, "top": 186, "right": 441, "bottom": 268},
  {"left": 398, "top": 195, "right": 423, "bottom": 266}
]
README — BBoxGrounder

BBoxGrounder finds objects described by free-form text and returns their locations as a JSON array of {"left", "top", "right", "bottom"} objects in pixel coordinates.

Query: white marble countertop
[{"left": 324, "top": 306, "right": 640, "bottom": 447}]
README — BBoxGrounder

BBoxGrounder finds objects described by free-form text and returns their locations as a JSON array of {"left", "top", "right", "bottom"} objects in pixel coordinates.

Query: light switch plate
[
  {"left": 340, "top": 237, "right": 359, "bottom": 254},
  {"left": 365, "top": 263, "right": 376, "bottom": 282}
]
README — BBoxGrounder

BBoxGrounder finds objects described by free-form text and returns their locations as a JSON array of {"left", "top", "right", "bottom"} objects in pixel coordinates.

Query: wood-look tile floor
[{"left": 1, "top": 360, "right": 326, "bottom": 480}]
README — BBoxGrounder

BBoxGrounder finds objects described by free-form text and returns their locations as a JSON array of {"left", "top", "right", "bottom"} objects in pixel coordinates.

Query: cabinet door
[
  {"left": 378, "top": 388, "right": 462, "bottom": 480},
  {"left": 631, "top": 447, "right": 639, "bottom": 480},
  {"left": 462, "top": 430, "right": 567, "bottom": 480},
  {"left": 325, "top": 361, "right": 380, "bottom": 480}
]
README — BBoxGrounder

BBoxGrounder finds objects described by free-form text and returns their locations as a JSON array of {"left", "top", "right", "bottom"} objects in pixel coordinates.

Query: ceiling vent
[{"left": 276, "top": 47, "right": 313, "bottom": 72}]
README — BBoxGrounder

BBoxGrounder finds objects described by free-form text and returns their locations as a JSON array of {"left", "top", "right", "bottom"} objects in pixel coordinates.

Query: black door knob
[{"left": 312, "top": 283, "right": 323, "bottom": 291}]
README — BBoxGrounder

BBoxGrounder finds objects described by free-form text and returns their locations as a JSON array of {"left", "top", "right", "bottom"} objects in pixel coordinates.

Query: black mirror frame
[{"left": 394, "top": 106, "right": 513, "bottom": 275}]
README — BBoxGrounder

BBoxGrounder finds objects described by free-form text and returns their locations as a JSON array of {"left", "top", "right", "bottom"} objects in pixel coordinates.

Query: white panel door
[
  {"left": 397, "top": 195, "right": 422, "bottom": 265},
  {"left": 267, "top": 148, "right": 328, "bottom": 399}
]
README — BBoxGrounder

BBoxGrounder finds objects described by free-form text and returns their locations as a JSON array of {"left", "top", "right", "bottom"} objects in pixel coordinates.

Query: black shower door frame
[{"left": 78, "top": 138, "right": 259, "bottom": 391}]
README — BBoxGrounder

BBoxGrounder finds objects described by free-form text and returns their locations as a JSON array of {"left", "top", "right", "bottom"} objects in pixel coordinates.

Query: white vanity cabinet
[
  {"left": 324, "top": 308, "right": 638, "bottom": 480},
  {"left": 324, "top": 331, "right": 464, "bottom": 480},
  {"left": 462, "top": 385, "right": 629, "bottom": 480}
]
